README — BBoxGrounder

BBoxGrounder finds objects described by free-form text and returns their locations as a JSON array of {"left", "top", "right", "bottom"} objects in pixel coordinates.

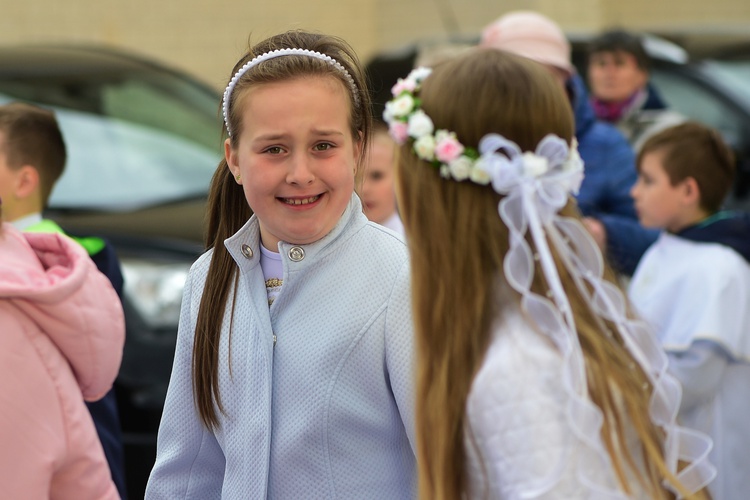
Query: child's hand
[{"left": 582, "top": 217, "right": 607, "bottom": 250}]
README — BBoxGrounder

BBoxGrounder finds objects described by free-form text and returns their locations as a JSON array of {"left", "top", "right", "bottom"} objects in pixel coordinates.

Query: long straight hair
[
  {"left": 192, "top": 30, "right": 372, "bottom": 429},
  {"left": 396, "top": 49, "right": 708, "bottom": 500}
]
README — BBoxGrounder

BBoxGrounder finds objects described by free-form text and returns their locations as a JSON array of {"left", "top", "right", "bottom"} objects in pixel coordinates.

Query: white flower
[
  {"left": 440, "top": 165, "right": 450, "bottom": 178},
  {"left": 407, "top": 110, "right": 434, "bottom": 138},
  {"left": 387, "top": 94, "right": 415, "bottom": 118},
  {"left": 448, "top": 156, "right": 472, "bottom": 181},
  {"left": 522, "top": 152, "right": 549, "bottom": 177},
  {"left": 470, "top": 159, "right": 492, "bottom": 185},
  {"left": 410, "top": 66, "right": 433, "bottom": 83},
  {"left": 414, "top": 135, "right": 436, "bottom": 161}
]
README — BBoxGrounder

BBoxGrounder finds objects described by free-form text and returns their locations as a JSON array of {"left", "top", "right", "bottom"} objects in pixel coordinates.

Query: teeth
[{"left": 283, "top": 195, "right": 320, "bottom": 206}]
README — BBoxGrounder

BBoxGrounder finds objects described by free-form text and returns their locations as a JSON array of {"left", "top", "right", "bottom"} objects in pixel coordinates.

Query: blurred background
[
  {"left": 2, "top": 0, "right": 749, "bottom": 90},
  {"left": 2, "top": 1, "right": 748, "bottom": 498}
]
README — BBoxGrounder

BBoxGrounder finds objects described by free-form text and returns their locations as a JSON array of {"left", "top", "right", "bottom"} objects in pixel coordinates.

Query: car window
[
  {"left": 51, "top": 107, "right": 219, "bottom": 210},
  {"left": 650, "top": 67, "right": 745, "bottom": 146},
  {"left": 101, "top": 74, "right": 220, "bottom": 151},
  {"left": 0, "top": 60, "right": 222, "bottom": 211}
]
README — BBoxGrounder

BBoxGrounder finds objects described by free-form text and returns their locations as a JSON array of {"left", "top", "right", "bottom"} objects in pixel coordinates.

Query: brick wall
[{"left": 0, "top": 0, "right": 748, "bottom": 90}]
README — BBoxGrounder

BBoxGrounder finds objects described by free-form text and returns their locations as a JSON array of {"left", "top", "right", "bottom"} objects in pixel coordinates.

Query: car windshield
[{"left": 0, "top": 56, "right": 222, "bottom": 211}]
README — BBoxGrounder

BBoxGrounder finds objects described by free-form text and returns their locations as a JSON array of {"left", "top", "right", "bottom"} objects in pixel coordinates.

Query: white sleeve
[
  {"left": 667, "top": 340, "right": 729, "bottom": 414},
  {"left": 145, "top": 267, "right": 226, "bottom": 499}
]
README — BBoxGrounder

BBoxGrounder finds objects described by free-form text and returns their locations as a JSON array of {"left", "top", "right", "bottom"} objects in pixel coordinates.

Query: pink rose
[
  {"left": 391, "top": 78, "right": 416, "bottom": 95},
  {"left": 434, "top": 136, "right": 464, "bottom": 163},
  {"left": 389, "top": 121, "right": 409, "bottom": 144}
]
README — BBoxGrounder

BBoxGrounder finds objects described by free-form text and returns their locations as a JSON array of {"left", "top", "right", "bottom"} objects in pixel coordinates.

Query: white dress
[
  {"left": 629, "top": 232, "right": 750, "bottom": 500},
  {"left": 465, "top": 310, "right": 648, "bottom": 499}
]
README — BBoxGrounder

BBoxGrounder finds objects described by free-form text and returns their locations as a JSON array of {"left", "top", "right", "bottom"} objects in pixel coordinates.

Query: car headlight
[{"left": 120, "top": 258, "right": 191, "bottom": 329}]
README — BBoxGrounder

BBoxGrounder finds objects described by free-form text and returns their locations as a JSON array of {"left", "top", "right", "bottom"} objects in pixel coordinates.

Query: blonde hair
[{"left": 396, "top": 48, "right": 708, "bottom": 500}]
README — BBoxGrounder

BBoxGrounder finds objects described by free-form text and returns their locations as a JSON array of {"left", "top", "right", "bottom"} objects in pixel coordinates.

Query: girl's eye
[
  {"left": 314, "top": 142, "right": 334, "bottom": 151},
  {"left": 370, "top": 171, "right": 384, "bottom": 181},
  {"left": 265, "top": 146, "right": 283, "bottom": 155}
]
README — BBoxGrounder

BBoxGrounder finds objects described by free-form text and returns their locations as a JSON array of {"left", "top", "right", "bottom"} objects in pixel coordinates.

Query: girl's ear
[
  {"left": 353, "top": 130, "right": 364, "bottom": 162},
  {"left": 224, "top": 138, "right": 241, "bottom": 184}
]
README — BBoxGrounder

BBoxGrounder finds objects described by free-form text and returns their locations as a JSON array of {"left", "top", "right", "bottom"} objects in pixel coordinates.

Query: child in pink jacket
[{"left": 0, "top": 221, "right": 125, "bottom": 499}]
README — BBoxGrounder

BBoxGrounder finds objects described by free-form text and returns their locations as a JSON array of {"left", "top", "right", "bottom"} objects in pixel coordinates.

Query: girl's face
[
  {"left": 225, "top": 75, "right": 361, "bottom": 251},
  {"left": 630, "top": 150, "right": 690, "bottom": 232},
  {"left": 588, "top": 50, "right": 648, "bottom": 103},
  {"left": 361, "top": 131, "right": 397, "bottom": 225}
]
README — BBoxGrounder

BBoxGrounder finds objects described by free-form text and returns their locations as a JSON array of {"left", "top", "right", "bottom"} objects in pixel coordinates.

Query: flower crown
[
  {"left": 383, "top": 66, "right": 715, "bottom": 496},
  {"left": 383, "top": 66, "right": 584, "bottom": 192}
]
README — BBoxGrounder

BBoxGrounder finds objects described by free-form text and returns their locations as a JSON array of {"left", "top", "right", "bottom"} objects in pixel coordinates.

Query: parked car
[
  {"left": 366, "top": 34, "right": 750, "bottom": 210},
  {"left": 0, "top": 44, "right": 222, "bottom": 498}
]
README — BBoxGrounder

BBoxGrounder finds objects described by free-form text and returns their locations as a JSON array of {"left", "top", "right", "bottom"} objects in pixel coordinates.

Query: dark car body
[{"left": 0, "top": 44, "right": 222, "bottom": 498}]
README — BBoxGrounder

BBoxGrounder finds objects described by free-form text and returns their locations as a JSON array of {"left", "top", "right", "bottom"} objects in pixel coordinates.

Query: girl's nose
[{"left": 286, "top": 154, "right": 315, "bottom": 185}]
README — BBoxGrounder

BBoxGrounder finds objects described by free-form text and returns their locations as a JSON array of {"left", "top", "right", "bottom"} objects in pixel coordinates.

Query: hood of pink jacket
[{"left": 0, "top": 224, "right": 124, "bottom": 400}]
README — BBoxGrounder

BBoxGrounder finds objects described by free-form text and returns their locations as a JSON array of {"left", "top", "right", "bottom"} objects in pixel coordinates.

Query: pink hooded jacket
[{"left": 0, "top": 224, "right": 124, "bottom": 499}]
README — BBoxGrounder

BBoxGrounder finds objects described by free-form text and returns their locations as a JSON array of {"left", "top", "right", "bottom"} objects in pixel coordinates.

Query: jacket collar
[{"left": 224, "top": 193, "right": 367, "bottom": 271}]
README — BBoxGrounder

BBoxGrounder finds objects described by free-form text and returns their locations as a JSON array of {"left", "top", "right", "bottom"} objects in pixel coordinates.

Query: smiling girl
[{"left": 145, "top": 30, "right": 417, "bottom": 499}]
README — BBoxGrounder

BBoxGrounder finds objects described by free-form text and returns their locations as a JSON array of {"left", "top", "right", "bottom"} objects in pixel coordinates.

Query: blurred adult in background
[
  {"left": 588, "top": 29, "right": 685, "bottom": 152},
  {"left": 480, "top": 11, "right": 658, "bottom": 276},
  {"left": 0, "top": 204, "right": 124, "bottom": 498},
  {"left": 0, "top": 102, "right": 128, "bottom": 497},
  {"left": 362, "top": 123, "right": 403, "bottom": 234}
]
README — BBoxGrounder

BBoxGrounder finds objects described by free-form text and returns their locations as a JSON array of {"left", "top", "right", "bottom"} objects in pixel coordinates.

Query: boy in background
[
  {"left": 0, "top": 102, "right": 127, "bottom": 498},
  {"left": 629, "top": 121, "right": 750, "bottom": 500}
]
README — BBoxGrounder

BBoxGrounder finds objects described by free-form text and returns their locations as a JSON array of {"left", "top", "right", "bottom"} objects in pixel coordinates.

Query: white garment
[
  {"left": 379, "top": 212, "right": 404, "bottom": 235},
  {"left": 629, "top": 232, "right": 750, "bottom": 500},
  {"left": 465, "top": 309, "right": 648, "bottom": 499},
  {"left": 146, "top": 194, "right": 417, "bottom": 499}
]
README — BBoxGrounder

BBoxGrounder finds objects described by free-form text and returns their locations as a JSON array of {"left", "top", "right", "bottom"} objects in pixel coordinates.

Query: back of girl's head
[
  {"left": 637, "top": 121, "right": 735, "bottom": 213},
  {"left": 396, "top": 48, "right": 575, "bottom": 499},
  {"left": 398, "top": 48, "right": 574, "bottom": 251}
]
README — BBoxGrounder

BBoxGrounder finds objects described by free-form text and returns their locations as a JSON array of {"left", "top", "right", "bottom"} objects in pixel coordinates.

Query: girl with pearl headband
[
  {"left": 146, "top": 30, "right": 417, "bottom": 499},
  {"left": 389, "top": 49, "right": 714, "bottom": 499}
]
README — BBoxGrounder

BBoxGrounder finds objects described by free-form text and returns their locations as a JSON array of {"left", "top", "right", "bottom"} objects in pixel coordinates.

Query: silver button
[
  {"left": 241, "top": 244, "right": 253, "bottom": 258},
  {"left": 288, "top": 246, "right": 305, "bottom": 262}
]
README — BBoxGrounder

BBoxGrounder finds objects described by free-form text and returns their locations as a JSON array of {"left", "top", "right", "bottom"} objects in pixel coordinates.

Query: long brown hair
[
  {"left": 193, "top": 30, "right": 372, "bottom": 429},
  {"left": 396, "top": 49, "right": 707, "bottom": 500}
]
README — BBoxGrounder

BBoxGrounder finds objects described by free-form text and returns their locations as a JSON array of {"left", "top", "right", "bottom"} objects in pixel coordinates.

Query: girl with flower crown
[
  {"left": 389, "top": 49, "right": 714, "bottom": 499},
  {"left": 145, "top": 30, "right": 417, "bottom": 499}
]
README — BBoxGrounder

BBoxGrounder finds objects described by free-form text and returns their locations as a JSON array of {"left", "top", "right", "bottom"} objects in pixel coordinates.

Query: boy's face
[
  {"left": 588, "top": 50, "right": 648, "bottom": 103},
  {"left": 630, "top": 150, "right": 691, "bottom": 232}
]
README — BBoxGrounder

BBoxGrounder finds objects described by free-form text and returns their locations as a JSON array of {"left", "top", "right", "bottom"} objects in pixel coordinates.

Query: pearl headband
[{"left": 222, "top": 48, "right": 360, "bottom": 137}]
